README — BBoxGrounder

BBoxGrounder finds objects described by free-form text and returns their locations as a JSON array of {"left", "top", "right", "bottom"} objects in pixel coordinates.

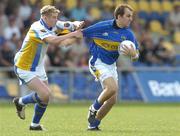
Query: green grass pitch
[{"left": 1, "top": 102, "right": 180, "bottom": 136}]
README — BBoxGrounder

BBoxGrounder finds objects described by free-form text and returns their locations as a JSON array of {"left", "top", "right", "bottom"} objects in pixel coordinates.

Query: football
[{"left": 118, "top": 40, "right": 136, "bottom": 55}]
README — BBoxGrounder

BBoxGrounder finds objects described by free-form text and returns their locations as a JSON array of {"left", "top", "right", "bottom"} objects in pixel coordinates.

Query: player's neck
[
  {"left": 40, "top": 17, "right": 52, "bottom": 30},
  {"left": 115, "top": 20, "right": 124, "bottom": 28}
]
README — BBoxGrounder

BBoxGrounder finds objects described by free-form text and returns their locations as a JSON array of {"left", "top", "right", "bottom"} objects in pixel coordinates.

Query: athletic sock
[
  {"left": 32, "top": 103, "right": 47, "bottom": 124},
  {"left": 19, "top": 92, "right": 38, "bottom": 105},
  {"left": 92, "top": 99, "right": 102, "bottom": 111}
]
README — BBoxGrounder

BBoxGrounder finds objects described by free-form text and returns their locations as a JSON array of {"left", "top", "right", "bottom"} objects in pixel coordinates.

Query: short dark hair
[{"left": 114, "top": 4, "right": 133, "bottom": 19}]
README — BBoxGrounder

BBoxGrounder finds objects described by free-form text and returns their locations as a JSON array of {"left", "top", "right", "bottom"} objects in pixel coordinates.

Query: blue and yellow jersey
[
  {"left": 82, "top": 19, "right": 139, "bottom": 65},
  {"left": 14, "top": 19, "right": 75, "bottom": 71}
]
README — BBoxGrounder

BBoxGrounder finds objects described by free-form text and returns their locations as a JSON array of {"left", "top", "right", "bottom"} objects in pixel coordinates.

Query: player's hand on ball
[
  {"left": 121, "top": 43, "right": 136, "bottom": 57},
  {"left": 119, "top": 40, "right": 138, "bottom": 58},
  {"left": 128, "top": 44, "right": 137, "bottom": 58}
]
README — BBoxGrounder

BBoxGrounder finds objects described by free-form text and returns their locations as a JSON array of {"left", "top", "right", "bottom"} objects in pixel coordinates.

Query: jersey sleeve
[
  {"left": 82, "top": 22, "right": 108, "bottom": 38},
  {"left": 32, "top": 26, "right": 54, "bottom": 40},
  {"left": 55, "top": 21, "right": 78, "bottom": 35},
  {"left": 56, "top": 21, "right": 75, "bottom": 31}
]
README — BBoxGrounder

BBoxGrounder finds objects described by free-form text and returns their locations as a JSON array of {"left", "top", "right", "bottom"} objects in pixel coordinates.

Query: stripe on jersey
[
  {"left": 30, "top": 44, "right": 42, "bottom": 71},
  {"left": 93, "top": 38, "right": 119, "bottom": 51},
  {"left": 16, "top": 29, "right": 44, "bottom": 71},
  {"left": 29, "top": 30, "right": 44, "bottom": 43}
]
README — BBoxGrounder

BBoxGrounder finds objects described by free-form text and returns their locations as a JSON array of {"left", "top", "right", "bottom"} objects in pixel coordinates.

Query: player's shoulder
[
  {"left": 92, "top": 19, "right": 114, "bottom": 30},
  {"left": 96, "top": 19, "right": 114, "bottom": 26},
  {"left": 31, "top": 21, "right": 46, "bottom": 31},
  {"left": 122, "top": 27, "right": 137, "bottom": 41},
  {"left": 124, "top": 27, "right": 135, "bottom": 36},
  {"left": 31, "top": 21, "right": 42, "bottom": 28}
]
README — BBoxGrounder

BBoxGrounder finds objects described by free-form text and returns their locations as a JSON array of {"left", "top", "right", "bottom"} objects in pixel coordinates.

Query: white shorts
[
  {"left": 89, "top": 57, "right": 118, "bottom": 87},
  {"left": 14, "top": 66, "right": 48, "bottom": 85}
]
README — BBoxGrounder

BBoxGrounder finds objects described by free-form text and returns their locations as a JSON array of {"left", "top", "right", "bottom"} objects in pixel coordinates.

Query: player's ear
[
  {"left": 117, "top": 15, "right": 121, "bottom": 20},
  {"left": 43, "top": 16, "right": 47, "bottom": 21},
  {"left": 114, "top": 13, "right": 117, "bottom": 19}
]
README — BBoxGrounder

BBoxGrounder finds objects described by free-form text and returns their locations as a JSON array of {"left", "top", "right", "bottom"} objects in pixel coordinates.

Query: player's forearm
[
  {"left": 45, "top": 32, "right": 77, "bottom": 45},
  {"left": 53, "top": 35, "right": 73, "bottom": 45},
  {"left": 59, "top": 38, "right": 77, "bottom": 46}
]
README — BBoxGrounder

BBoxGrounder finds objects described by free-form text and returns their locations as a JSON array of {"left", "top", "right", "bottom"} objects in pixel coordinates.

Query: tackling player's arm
[
  {"left": 43, "top": 31, "right": 80, "bottom": 46},
  {"left": 57, "top": 21, "right": 85, "bottom": 46},
  {"left": 65, "top": 21, "right": 108, "bottom": 46},
  {"left": 59, "top": 38, "right": 77, "bottom": 46},
  {"left": 48, "top": 21, "right": 85, "bottom": 46}
]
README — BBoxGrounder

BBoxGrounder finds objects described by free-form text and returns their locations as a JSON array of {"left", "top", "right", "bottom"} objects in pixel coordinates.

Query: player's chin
[
  {"left": 124, "top": 24, "right": 129, "bottom": 28},
  {"left": 52, "top": 22, "right": 57, "bottom": 27},
  {"left": 53, "top": 23, "right": 57, "bottom": 27},
  {"left": 126, "top": 22, "right": 131, "bottom": 26}
]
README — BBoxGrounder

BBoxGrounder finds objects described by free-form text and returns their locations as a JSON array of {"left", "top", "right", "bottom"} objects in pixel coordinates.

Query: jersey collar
[
  {"left": 40, "top": 18, "right": 52, "bottom": 31},
  {"left": 113, "top": 20, "right": 123, "bottom": 29},
  {"left": 113, "top": 20, "right": 129, "bottom": 29}
]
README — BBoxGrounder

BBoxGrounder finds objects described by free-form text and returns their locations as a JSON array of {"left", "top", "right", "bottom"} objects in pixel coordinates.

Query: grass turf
[{"left": 0, "top": 102, "right": 180, "bottom": 136}]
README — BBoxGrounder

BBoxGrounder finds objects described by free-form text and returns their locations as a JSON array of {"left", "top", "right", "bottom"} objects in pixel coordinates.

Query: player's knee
[
  {"left": 106, "top": 85, "right": 118, "bottom": 96},
  {"left": 41, "top": 89, "right": 51, "bottom": 102},
  {"left": 111, "top": 95, "right": 118, "bottom": 105}
]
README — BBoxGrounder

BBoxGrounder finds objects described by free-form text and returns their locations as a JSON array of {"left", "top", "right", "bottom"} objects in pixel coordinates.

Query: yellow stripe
[
  {"left": 94, "top": 38, "right": 119, "bottom": 51},
  {"left": 94, "top": 70, "right": 101, "bottom": 79},
  {"left": 55, "top": 29, "right": 71, "bottom": 35},
  {"left": 28, "top": 30, "right": 44, "bottom": 44},
  {"left": 90, "top": 65, "right": 101, "bottom": 79},
  {"left": 16, "top": 30, "right": 42, "bottom": 70},
  {"left": 16, "top": 41, "right": 39, "bottom": 70}
]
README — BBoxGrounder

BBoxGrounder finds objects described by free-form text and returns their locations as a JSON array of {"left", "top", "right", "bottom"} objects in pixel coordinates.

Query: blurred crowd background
[{"left": 0, "top": 0, "right": 179, "bottom": 73}]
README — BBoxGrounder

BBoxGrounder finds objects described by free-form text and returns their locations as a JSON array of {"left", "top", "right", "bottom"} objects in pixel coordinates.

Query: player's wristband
[{"left": 131, "top": 53, "right": 139, "bottom": 61}]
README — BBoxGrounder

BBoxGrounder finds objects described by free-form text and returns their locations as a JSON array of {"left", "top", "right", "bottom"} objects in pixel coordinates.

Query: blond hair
[{"left": 40, "top": 5, "right": 60, "bottom": 16}]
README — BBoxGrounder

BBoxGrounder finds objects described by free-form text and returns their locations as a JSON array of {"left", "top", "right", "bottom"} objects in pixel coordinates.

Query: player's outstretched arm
[
  {"left": 43, "top": 30, "right": 81, "bottom": 46},
  {"left": 58, "top": 30, "right": 83, "bottom": 46},
  {"left": 59, "top": 38, "right": 77, "bottom": 46}
]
